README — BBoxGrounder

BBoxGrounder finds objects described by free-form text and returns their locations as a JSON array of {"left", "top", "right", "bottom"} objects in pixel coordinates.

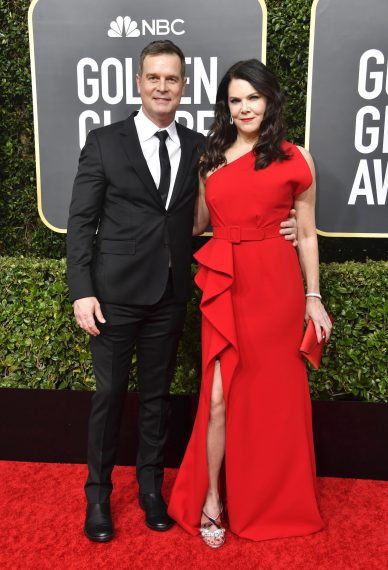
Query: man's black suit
[{"left": 67, "top": 112, "right": 205, "bottom": 502}]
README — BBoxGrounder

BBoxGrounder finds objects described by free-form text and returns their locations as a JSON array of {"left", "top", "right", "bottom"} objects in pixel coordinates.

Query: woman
[{"left": 168, "top": 60, "right": 332, "bottom": 547}]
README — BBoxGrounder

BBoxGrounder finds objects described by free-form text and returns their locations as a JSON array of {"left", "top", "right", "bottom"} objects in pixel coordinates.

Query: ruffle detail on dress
[
  {"left": 168, "top": 238, "right": 239, "bottom": 535},
  {"left": 194, "top": 238, "right": 239, "bottom": 403}
]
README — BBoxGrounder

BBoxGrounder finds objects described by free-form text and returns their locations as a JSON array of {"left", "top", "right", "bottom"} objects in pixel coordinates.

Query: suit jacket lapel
[
  {"left": 168, "top": 122, "right": 195, "bottom": 210},
  {"left": 119, "top": 113, "right": 164, "bottom": 209}
]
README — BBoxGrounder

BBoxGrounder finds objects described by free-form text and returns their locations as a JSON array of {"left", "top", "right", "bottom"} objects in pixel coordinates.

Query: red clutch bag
[{"left": 300, "top": 317, "right": 334, "bottom": 369}]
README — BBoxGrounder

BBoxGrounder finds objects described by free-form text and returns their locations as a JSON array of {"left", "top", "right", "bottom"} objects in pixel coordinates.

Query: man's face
[{"left": 136, "top": 54, "right": 186, "bottom": 127}]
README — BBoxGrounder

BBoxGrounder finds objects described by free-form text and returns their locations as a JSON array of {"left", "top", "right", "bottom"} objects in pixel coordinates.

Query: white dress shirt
[{"left": 134, "top": 108, "right": 181, "bottom": 210}]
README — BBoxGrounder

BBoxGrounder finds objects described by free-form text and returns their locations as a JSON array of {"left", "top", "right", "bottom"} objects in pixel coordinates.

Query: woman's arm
[
  {"left": 294, "top": 146, "right": 332, "bottom": 342},
  {"left": 192, "top": 174, "right": 210, "bottom": 236}
]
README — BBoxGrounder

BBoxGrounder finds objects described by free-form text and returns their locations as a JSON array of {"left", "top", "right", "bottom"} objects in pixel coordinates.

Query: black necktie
[{"left": 155, "top": 130, "right": 171, "bottom": 207}]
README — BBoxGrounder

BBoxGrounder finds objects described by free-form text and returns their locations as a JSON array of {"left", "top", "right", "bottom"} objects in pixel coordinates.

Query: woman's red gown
[{"left": 168, "top": 142, "right": 324, "bottom": 541}]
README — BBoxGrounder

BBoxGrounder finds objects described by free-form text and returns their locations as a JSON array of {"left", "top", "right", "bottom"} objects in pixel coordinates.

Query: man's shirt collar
[{"left": 135, "top": 108, "right": 179, "bottom": 146}]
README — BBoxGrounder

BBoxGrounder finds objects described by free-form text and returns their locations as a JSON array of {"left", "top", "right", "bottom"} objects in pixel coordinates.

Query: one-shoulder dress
[{"left": 168, "top": 142, "right": 324, "bottom": 541}]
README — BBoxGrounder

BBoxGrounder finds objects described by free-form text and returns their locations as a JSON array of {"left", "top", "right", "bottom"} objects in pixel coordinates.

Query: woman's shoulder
[
  {"left": 279, "top": 141, "right": 315, "bottom": 194},
  {"left": 282, "top": 141, "right": 314, "bottom": 166},
  {"left": 281, "top": 139, "right": 302, "bottom": 153}
]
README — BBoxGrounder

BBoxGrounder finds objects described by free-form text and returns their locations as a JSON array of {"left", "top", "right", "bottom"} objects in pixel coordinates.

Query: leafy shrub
[
  {"left": 0, "top": 0, "right": 66, "bottom": 258},
  {"left": 1, "top": 256, "right": 387, "bottom": 401},
  {"left": 311, "top": 261, "right": 388, "bottom": 401}
]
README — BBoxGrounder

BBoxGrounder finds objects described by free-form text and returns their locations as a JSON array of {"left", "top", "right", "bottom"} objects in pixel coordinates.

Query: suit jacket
[{"left": 66, "top": 113, "right": 205, "bottom": 304}]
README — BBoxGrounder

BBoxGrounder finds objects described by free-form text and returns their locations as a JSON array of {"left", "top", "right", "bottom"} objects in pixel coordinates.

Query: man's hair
[{"left": 138, "top": 40, "right": 186, "bottom": 78}]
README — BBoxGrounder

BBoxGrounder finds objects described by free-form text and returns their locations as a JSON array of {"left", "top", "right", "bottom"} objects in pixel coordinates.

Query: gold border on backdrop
[
  {"left": 305, "top": 0, "right": 388, "bottom": 238},
  {"left": 29, "top": 0, "right": 267, "bottom": 235},
  {"left": 304, "top": 0, "right": 318, "bottom": 154},
  {"left": 28, "top": 0, "right": 66, "bottom": 233},
  {"left": 202, "top": 0, "right": 267, "bottom": 236},
  {"left": 258, "top": 0, "right": 267, "bottom": 65}
]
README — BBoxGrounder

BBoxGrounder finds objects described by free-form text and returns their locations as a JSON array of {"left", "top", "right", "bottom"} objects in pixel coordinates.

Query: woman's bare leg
[{"left": 201, "top": 359, "right": 226, "bottom": 525}]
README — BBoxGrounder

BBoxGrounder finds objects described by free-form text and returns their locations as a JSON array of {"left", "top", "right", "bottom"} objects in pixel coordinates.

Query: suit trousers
[{"left": 84, "top": 273, "right": 187, "bottom": 503}]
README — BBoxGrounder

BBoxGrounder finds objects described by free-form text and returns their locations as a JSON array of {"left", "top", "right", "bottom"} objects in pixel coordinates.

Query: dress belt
[{"left": 212, "top": 224, "right": 281, "bottom": 244}]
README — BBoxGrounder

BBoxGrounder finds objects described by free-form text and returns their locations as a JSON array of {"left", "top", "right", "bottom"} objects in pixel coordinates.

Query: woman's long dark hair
[{"left": 199, "top": 59, "right": 290, "bottom": 178}]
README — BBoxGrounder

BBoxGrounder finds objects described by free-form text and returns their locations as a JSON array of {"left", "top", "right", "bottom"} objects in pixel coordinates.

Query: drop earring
[{"left": 229, "top": 116, "right": 234, "bottom": 125}]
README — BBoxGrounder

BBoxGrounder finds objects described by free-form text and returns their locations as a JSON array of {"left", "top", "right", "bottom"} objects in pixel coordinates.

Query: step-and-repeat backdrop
[
  {"left": 306, "top": 0, "right": 388, "bottom": 237},
  {"left": 28, "top": 0, "right": 266, "bottom": 232},
  {"left": 29, "top": 0, "right": 387, "bottom": 237}
]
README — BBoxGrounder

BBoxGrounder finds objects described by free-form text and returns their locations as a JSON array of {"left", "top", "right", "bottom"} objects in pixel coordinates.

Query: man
[{"left": 67, "top": 40, "right": 297, "bottom": 542}]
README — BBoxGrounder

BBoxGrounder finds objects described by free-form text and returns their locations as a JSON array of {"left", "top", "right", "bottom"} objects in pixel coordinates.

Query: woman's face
[{"left": 227, "top": 78, "right": 267, "bottom": 138}]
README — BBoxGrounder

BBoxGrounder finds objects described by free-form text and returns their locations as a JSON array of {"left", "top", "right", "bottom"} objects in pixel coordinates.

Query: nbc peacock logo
[
  {"left": 108, "top": 16, "right": 140, "bottom": 38},
  {"left": 107, "top": 16, "right": 185, "bottom": 38}
]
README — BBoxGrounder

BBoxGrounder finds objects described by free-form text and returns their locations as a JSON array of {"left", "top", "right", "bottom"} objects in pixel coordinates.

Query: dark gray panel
[
  {"left": 30, "top": 0, "right": 265, "bottom": 230},
  {"left": 308, "top": 0, "right": 388, "bottom": 235}
]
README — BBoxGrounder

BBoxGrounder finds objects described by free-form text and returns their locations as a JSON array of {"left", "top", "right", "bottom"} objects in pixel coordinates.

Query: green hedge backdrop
[
  {"left": 0, "top": 0, "right": 387, "bottom": 400},
  {"left": 1, "top": 257, "right": 387, "bottom": 401}
]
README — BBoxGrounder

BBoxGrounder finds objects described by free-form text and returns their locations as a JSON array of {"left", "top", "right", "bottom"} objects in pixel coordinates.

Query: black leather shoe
[
  {"left": 139, "top": 493, "right": 174, "bottom": 531},
  {"left": 84, "top": 502, "right": 114, "bottom": 542}
]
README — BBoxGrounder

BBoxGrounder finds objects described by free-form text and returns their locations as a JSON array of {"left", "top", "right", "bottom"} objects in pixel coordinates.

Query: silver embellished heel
[{"left": 199, "top": 506, "right": 225, "bottom": 549}]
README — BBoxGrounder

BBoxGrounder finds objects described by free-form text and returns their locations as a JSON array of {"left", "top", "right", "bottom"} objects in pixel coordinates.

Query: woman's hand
[
  {"left": 305, "top": 298, "right": 333, "bottom": 343},
  {"left": 279, "top": 208, "right": 298, "bottom": 247},
  {"left": 192, "top": 173, "right": 210, "bottom": 235}
]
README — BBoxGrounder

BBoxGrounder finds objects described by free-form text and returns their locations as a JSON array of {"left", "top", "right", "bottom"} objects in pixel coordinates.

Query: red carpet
[{"left": 0, "top": 462, "right": 387, "bottom": 570}]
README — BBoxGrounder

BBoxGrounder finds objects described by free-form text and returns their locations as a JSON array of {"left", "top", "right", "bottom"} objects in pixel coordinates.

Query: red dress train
[{"left": 168, "top": 142, "right": 324, "bottom": 541}]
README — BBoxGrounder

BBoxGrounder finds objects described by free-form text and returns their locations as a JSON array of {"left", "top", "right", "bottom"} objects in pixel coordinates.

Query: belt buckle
[{"left": 227, "top": 226, "right": 241, "bottom": 244}]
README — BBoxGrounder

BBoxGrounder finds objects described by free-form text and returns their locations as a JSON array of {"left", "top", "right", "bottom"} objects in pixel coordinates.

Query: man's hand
[
  {"left": 73, "top": 297, "right": 106, "bottom": 336},
  {"left": 279, "top": 208, "right": 298, "bottom": 247}
]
